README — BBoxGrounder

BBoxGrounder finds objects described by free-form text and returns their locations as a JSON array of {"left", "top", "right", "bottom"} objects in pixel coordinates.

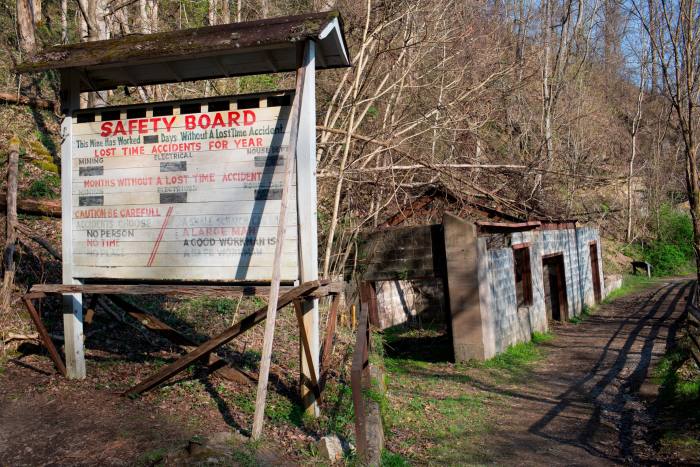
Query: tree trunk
[
  {"left": 16, "top": 0, "right": 36, "bottom": 54},
  {"left": 32, "top": 0, "right": 41, "bottom": 25},
  {"left": 221, "top": 0, "right": 230, "bottom": 23},
  {"left": 61, "top": 0, "right": 68, "bottom": 43}
]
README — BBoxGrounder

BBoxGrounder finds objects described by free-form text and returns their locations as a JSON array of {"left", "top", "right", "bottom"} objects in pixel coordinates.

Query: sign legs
[
  {"left": 300, "top": 297, "right": 320, "bottom": 415},
  {"left": 62, "top": 292, "right": 85, "bottom": 379}
]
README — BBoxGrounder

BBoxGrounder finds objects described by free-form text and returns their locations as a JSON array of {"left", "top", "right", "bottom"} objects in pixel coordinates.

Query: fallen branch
[
  {"left": 15, "top": 223, "right": 62, "bottom": 260},
  {"left": 0, "top": 194, "right": 61, "bottom": 218},
  {"left": 0, "top": 92, "right": 57, "bottom": 112},
  {"left": 3, "top": 331, "right": 38, "bottom": 343}
]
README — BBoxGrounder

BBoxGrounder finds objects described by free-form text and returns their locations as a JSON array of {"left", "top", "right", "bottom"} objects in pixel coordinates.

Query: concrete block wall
[
  {"left": 576, "top": 227, "right": 604, "bottom": 308},
  {"left": 541, "top": 228, "right": 583, "bottom": 317},
  {"left": 374, "top": 278, "right": 445, "bottom": 330},
  {"left": 478, "top": 229, "right": 551, "bottom": 356},
  {"left": 485, "top": 248, "right": 519, "bottom": 353},
  {"left": 512, "top": 230, "right": 548, "bottom": 335},
  {"left": 477, "top": 226, "right": 603, "bottom": 356}
]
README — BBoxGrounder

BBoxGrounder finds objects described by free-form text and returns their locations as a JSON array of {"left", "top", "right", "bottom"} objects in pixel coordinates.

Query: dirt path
[{"left": 481, "top": 278, "right": 693, "bottom": 465}]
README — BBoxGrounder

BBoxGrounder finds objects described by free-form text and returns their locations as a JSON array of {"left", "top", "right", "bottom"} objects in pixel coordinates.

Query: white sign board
[{"left": 69, "top": 95, "right": 298, "bottom": 282}]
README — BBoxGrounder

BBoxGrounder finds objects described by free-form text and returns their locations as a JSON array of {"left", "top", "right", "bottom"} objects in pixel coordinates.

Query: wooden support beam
[
  {"left": 296, "top": 39, "right": 320, "bottom": 417},
  {"left": 29, "top": 282, "right": 343, "bottom": 297},
  {"left": 320, "top": 292, "right": 341, "bottom": 378},
  {"left": 22, "top": 297, "right": 66, "bottom": 376},
  {"left": 105, "top": 294, "right": 253, "bottom": 384},
  {"left": 293, "top": 299, "right": 320, "bottom": 399},
  {"left": 61, "top": 75, "right": 86, "bottom": 380},
  {"left": 123, "top": 280, "right": 321, "bottom": 397},
  {"left": 251, "top": 45, "right": 307, "bottom": 439}
]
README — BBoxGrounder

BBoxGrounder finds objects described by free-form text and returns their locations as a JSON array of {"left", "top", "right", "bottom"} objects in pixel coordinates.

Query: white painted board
[{"left": 70, "top": 97, "right": 299, "bottom": 282}]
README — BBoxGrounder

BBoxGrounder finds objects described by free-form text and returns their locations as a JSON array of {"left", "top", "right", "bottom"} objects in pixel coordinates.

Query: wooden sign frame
[{"left": 58, "top": 42, "right": 320, "bottom": 413}]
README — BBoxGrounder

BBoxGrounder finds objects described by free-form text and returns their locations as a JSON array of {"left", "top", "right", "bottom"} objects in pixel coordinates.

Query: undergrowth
[
  {"left": 624, "top": 205, "right": 695, "bottom": 276},
  {"left": 652, "top": 339, "right": 700, "bottom": 461}
]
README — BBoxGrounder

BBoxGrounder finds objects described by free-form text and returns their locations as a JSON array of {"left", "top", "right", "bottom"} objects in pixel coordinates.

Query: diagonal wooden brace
[
  {"left": 22, "top": 295, "right": 66, "bottom": 376},
  {"left": 124, "top": 280, "right": 322, "bottom": 397},
  {"left": 104, "top": 294, "right": 254, "bottom": 384}
]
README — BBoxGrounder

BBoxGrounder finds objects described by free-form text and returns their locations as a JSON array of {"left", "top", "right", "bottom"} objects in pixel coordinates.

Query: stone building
[{"left": 355, "top": 213, "right": 606, "bottom": 361}]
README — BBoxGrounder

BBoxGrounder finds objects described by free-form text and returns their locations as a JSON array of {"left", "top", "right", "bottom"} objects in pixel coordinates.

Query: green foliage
[
  {"left": 229, "top": 441, "right": 259, "bottom": 467},
  {"left": 654, "top": 346, "right": 700, "bottom": 403},
  {"left": 629, "top": 205, "right": 696, "bottom": 276},
  {"left": 481, "top": 340, "right": 545, "bottom": 371},
  {"left": 137, "top": 448, "right": 166, "bottom": 466},
  {"left": 531, "top": 331, "right": 554, "bottom": 344},
  {"left": 569, "top": 306, "right": 591, "bottom": 324},
  {"left": 381, "top": 449, "right": 410, "bottom": 466},
  {"left": 24, "top": 174, "right": 60, "bottom": 199},
  {"left": 179, "top": 296, "right": 239, "bottom": 317},
  {"left": 322, "top": 382, "right": 355, "bottom": 436},
  {"left": 238, "top": 74, "right": 280, "bottom": 93},
  {"left": 265, "top": 394, "right": 304, "bottom": 426}
]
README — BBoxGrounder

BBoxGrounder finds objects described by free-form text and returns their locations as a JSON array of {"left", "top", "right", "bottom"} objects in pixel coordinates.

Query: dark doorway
[
  {"left": 543, "top": 254, "right": 568, "bottom": 322},
  {"left": 589, "top": 242, "right": 602, "bottom": 303}
]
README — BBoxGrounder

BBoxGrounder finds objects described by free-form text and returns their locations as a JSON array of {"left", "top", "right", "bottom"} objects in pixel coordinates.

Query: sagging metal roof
[{"left": 15, "top": 11, "right": 350, "bottom": 92}]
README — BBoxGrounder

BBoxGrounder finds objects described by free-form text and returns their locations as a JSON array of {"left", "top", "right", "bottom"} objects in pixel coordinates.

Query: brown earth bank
[{"left": 462, "top": 278, "right": 697, "bottom": 465}]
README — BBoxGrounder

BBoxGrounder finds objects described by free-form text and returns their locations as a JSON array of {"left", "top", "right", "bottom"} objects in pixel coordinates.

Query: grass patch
[
  {"left": 381, "top": 449, "right": 410, "bottom": 466},
  {"left": 569, "top": 305, "right": 592, "bottom": 324},
  {"left": 23, "top": 174, "right": 59, "bottom": 199},
  {"left": 531, "top": 331, "right": 554, "bottom": 344},
  {"left": 137, "top": 448, "right": 166, "bottom": 466},
  {"left": 229, "top": 440, "right": 260, "bottom": 467},
  {"left": 482, "top": 340, "right": 544, "bottom": 371},
  {"left": 654, "top": 346, "right": 700, "bottom": 405},
  {"left": 652, "top": 342, "right": 700, "bottom": 461},
  {"left": 178, "top": 297, "right": 239, "bottom": 317},
  {"left": 603, "top": 274, "right": 656, "bottom": 304},
  {"left": 265, "top": 394, "right": 304, "bottom": 427}
]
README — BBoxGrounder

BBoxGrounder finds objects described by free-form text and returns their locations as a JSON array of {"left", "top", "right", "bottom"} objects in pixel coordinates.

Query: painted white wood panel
[{"left": 70, "top": 99, "right": 299, "bottom": 281}]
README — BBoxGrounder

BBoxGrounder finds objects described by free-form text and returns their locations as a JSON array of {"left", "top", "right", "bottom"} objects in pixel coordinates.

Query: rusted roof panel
[{"left": 16, "top": 11, "right": 350, "bottom": 91}]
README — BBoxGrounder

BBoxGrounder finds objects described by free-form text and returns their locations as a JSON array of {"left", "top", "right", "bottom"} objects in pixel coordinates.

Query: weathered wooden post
[{"left": 60, "top": 73, "right": 85, "bottom": 379}]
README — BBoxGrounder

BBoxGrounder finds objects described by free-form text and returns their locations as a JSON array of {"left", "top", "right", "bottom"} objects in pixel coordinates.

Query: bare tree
[
  {"left": 16, "top": 0, "right": 36, "bottom": 54},
  {"left": 635, "top": 0, "right": 700, "bottom": 283}
]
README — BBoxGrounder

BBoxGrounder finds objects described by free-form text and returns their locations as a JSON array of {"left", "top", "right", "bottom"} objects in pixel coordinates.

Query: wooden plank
[
  {"left": 105, "top": 295, "right": 252, "bottom": 384},
  {"left": 251, "top": 46, "right": 307, "bottom": 440},
  {"left": 69, "top": 101, "right": 300, "bottom": 283},
  {"left": 29, "top": 281, "right": 343, "bottom": 297},
  {"left": 32, "top": 284, "right": 281, "bottom": 296},
  {"left": 23, "top": 297, "right": 67, "bottom": 376},
  {"left": 124, "top": 280, "right": 321, "bottom": 396}
]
